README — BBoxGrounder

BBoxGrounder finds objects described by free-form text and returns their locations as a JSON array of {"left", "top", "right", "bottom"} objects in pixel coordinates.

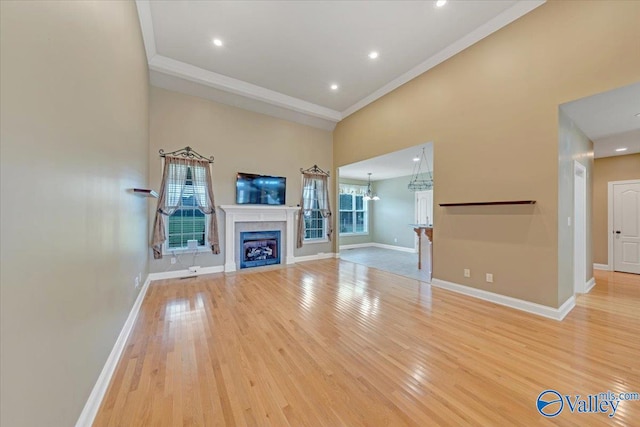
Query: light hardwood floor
[{"left": 94, "top": 261, "right": 639, "bottom": 426}]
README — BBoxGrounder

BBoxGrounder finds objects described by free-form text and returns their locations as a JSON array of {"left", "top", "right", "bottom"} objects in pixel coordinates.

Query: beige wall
[
  {"left": 334, "top": 1, "right": 640, "bottom": 307},
  {"left": 557, "top": 109, "right": 593, "bottom": 304},
  {"left": 0, "top": 1, "right": 149, "bottom": 426},
  {"left": 149, "top": 87, "right": 334, "bottom": 272},
  {"left": 593, "top": 154, "right": 640, "bottom": 265}
]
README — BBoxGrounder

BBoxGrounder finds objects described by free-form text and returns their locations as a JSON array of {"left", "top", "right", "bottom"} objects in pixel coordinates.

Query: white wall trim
[
  {"left": 149, "top": 55, "right": 342, "bottom": 122},
  {"left": 134, "top": 0, "right": 156, "bottom": 62},
  {"left": 585, "top": 277, "right": 596, "bottom": 293},
  {"left": 608, "top": 181, "right": 614, "bottom": 272},
  {"left": 150, "top": 70, "right": 337, "bottom": 131},
  {"left": 147, "top": 265, "right": 224, "bottom": 281},
  {"left": 75, "top": 276, "right": 152, "bottom": 427},
  {"left": 431, "top": 278, "right": 575, "bottom": 321},
  {"left": 373, "top": 243, "right": 416, "bottom": 253},
  {"left": 135, "top": 0, "right": 340, "bottom": 122},
  {"left": 339, "top": 242, "right": 416, "bottom": 253},
  {"left": 556, "top": 296, "right": 576, "bottom": 321},
  {"left": 294, "top": 252, "right": 337, "bottom": 263},
  {"left": 339, "top": 243, "right": 375, "bottom": 250},
  {"left": 593, "top": 263, "right": 609, "bottom": 271}
]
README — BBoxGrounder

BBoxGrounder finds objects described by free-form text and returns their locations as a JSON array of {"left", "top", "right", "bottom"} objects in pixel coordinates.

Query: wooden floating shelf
[
  {"left": 133, "top": 188, "right": 159, "bottom": 198},
  {"left": 439, "top": 200, "right": 536, "bottom": 207}
]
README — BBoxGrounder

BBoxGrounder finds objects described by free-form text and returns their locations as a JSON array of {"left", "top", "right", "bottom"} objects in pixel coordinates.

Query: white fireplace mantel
[{"left": 220, "top": 205, "right": 299, "bottom": 272}]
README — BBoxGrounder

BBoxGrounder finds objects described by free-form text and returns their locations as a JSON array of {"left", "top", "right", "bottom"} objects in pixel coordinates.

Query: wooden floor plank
[{"left": 94, "top": 261, "right": 640, "bottom": 426}]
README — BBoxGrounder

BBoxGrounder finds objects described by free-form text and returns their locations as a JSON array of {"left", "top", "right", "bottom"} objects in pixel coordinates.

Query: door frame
[
  {"left": 574, "top": 161, "right": 587, "bottom": 294},
  {"left": 608, "top": 179, "right": 640, "bottom": 271},
  {"left": 414, "top": 190, "right": 433, "bottom": 252}
]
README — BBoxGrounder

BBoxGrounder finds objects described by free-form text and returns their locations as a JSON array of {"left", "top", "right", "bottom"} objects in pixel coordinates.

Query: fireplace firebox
[{"left": 240, "top": 231, "right": 281, "bottom": 269}]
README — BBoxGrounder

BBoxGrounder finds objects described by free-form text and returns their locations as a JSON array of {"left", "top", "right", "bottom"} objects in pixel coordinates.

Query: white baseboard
[
  {"left": 294, "top": 252, "right": 336, "bottom": 263},
  {"left": 585, "top": 277, "right": 596, "bottom": 293},
  {"left": 593, "top": 263, "right": 610, "bottom": 271},
  {"left": 556, "top": 296, "right": 576, "bottom": 320},
  {"left": 373, "top": 243, "right": 416, "bottom": 253},
  {"left": 339, "top": 243, "right": 374, "bottom": 250},
  {"left": 339, "top": 242, "right": 416, "bottom": 253},
  {"left": 147, "top": 265, "right": 224, "bottom": 280},
  {"left": 431, "top": 278, "right": 575, "bottom": 321},
  {"left": 75, "top": 275, "right": 152, "bottom": 427}
]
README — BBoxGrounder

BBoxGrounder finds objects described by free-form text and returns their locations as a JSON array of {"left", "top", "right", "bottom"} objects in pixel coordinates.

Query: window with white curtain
[
  {"left": 303, "top": 179, "right": 327, "bottom": 241},
  {"left": 152, "top": 153, "right": 220, "bottom": 260},
  {"left": 166, "top": 166, "right": 209, "bottom": 251},
  {"left": 339, "top": 184, "right": 368, "bottom": 235}
]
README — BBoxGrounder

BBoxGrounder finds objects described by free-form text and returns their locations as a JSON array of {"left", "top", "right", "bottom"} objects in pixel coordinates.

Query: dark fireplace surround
[{"left": 240, "top": 230, "right": 281, "bottom": 269}]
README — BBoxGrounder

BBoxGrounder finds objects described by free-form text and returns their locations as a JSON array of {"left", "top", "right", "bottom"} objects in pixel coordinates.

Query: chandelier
[
  {"left": 408, "top": 147, "right": 433, "bottom": 191},
  {"left": 363, "top": 173, "right": 380, "bottom": 201}
]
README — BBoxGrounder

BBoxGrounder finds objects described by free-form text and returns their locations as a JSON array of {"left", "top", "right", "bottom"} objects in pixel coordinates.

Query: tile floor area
[{"left": 339, "top": 246, "right": 431, "bottom": 282}]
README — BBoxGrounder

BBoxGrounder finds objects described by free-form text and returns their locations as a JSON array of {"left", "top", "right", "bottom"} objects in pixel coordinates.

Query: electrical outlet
[
  {"left": 486, "top": 273, "right": 493, "bottom": 283},
  {"left": 394, "top": 237, "right": 398, "bottom": 243},
  {"left": 171, "top": 257, "right": 176, "bottom": 265},
  {"left": 134, "top": 276, "right": 140, "bottom": 288},
  {"left": 464, "top": 269, "right": 471, "bottom": 278}
]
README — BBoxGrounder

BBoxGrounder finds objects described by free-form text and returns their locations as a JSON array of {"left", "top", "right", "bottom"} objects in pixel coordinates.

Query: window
[
  {"left": 166, "top": 166, "right": 208, "bottom": 251},
  {"left": 303, "top": 180, "right": 327, "bottom": 241},
  {"left": 339, "top": 185, "right": 368, "bottom": 235}
]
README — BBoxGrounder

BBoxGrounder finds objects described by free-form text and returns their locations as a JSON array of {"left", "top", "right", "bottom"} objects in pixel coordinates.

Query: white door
[
  {"left": 414, "top": 190, "right": 433, "bottom": 274},
  {"left": 613, "top": 182, "right": 640, "bottom": 274},
  {"left": 415, "top": 190, "right": 433, "bottom": 225}
]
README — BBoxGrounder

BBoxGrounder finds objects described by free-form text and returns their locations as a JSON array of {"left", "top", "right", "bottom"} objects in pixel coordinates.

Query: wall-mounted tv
[{"left": 236, "top": 172, "right": 286, "bottom": 205}]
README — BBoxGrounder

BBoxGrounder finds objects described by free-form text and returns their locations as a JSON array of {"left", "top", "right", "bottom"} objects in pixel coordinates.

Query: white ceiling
[
  {"left": 591, "top": 129, "right": 640, "bottom": 159},
  {"left": 561, "top": 81, "right": 640, "bottom": 158},
  {"left": 339, "top": 143, "right": 433, "bottom": 181},
  {"left": 136, "top": 1, "right": 545, "bottom": 130}
]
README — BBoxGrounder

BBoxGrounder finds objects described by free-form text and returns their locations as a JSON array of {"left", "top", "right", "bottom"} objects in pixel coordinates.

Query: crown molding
[
  {"left": 148, "top": 55, "right": 342, "bottom": 122},
  {"left": 149, "top": 70, "right": 338, "bottom": 131},
  {"left": 135, "top": 0, "right": 340, "bottom": 129},
  {"left": 135, "top": 0, "right": 156, "bottom": 61},
  {"left": 135, "top": 0, "right": 545, "bottom": 127},
  {"left": 340, "top": 0, "right": 546, "bottom": 118}
]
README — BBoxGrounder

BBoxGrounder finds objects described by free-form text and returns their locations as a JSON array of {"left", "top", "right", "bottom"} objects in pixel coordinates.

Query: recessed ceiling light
[
  {"left": 413, "top": 156, "right": 420, "bottom": 162},
  {"left": 436, "top": 0, "right": 447, "bottom": 7},
  {"left": 330, "top": 84, "right": 339, "bottom": 91},
  {"left": 368, "top": 51, "right": 379, "bottom": 59},
  {"left": 615, "top": 147, "right": 628, "bottom": 152},
  {"left": 635, "top": 112, "right": 640, "bottom": 117},
  {"left": 212, "top": 38, "right": 223, "bottom": 47}
]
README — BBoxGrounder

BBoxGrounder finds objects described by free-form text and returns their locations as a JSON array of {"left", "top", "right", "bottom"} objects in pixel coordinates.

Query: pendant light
[
  {"left": 408, "top": 147, "right": 433, "bottom": 191},
  {"left": 363, "top": 173, "right": 380, "bottom": 201}
]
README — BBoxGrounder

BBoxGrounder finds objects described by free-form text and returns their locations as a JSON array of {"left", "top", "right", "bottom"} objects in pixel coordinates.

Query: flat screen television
[{"left": 236, "top": 172, "right": 286, "bottom": 205}]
